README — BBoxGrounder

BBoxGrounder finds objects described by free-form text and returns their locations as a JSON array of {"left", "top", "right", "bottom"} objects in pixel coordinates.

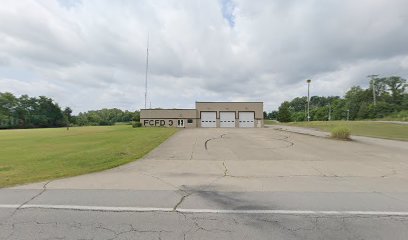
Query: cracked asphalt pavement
[{"left": 1, "top": 128, "right": 408, "bottom": 239}]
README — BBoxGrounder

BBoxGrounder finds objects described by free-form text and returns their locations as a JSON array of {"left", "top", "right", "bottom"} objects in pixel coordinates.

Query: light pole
[
  {"left": 367, "top": 74, "right": 378, "bottom": 106},
  {"left": 304, "top": 103, "right": 307, "bottom": 121},
  {"left": 306, "top": 79, "right": 311, "bottom": 121}
]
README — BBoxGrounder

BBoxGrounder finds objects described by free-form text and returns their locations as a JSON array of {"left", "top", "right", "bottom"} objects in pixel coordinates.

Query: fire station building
[{"left": 140, "top": 102, "right": 264, "bottom": 128}]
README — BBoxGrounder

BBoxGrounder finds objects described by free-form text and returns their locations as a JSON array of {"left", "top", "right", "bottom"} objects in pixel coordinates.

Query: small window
[{"left": 187, "top": 119, "right": 193, "bottom": 124}]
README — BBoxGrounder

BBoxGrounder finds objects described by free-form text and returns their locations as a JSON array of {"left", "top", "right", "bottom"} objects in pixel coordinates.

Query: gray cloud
[{"left": 1, "top": 0, "right": 408, "bottom": 113}]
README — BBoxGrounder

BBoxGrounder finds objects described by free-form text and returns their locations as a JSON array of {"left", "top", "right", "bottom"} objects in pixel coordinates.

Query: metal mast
[
  {"left": 328, "top": 103, "right": 331, "bottom": 121},
  {"left": 306, "top": 79, "right": 311, "bottom": 121},
  {"left": 144, "top": 34, "right": 149, "bottom": 109},
  {"left": 367, "top": 74, "right": 379, "bottom": 106}
]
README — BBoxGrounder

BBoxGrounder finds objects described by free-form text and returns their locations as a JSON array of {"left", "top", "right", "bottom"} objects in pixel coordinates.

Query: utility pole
[
  {"left": 306, "top": 79, "right": 311, "bottom": 121},
  {"left": 347, "top": 109, "right": 350, "bottom": 121},
  {"left": 328, "top": 103, "right": 331, "bottom": 121},
  {"left": 144, "top": 33, "right": 150, "bottom": 109},
  {"left": 367, "top": 74, "right": 378, "bottom": 106}
]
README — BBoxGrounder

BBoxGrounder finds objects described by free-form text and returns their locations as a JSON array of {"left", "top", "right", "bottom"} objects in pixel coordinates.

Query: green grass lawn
[
  {"left": 270, "top": 121, "right": 408, "bottom": 141},
  {"left": 264, "top": 120, "right": 278, "bottom": 125},
  {"left": 0, "top": 126, "right": 177, "bottom": 187}
]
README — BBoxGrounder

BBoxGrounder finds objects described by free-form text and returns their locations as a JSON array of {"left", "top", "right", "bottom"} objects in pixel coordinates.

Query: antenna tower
[{"left": 144, "top": 33, "right": 149, "bottom": 109}]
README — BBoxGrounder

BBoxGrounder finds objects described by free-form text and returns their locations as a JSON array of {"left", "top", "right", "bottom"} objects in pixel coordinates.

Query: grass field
[
  {"left": 266, "top": 120, "right": 408, "bottom": 141},
  {"left": 264, "top": 120, "right": 278, "bottom": 125},
  {"left": 0, "top": 126, "right": 177, "bottom": 187}
]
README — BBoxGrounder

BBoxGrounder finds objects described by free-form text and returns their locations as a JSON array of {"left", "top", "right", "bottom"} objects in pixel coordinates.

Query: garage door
[
  {"left": 239, "top": 112, "right": 255, "bottom": 128},
  {"left": 201, "top": 112, "right": 216, "bottom": 128},
  {"left": 220, "top": 112, "right": 235, "bottom": 128}
]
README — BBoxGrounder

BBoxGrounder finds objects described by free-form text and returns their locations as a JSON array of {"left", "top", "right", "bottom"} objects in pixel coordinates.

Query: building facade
[{"left": 141, "top": 102, "right": 263, "bottom": 128}]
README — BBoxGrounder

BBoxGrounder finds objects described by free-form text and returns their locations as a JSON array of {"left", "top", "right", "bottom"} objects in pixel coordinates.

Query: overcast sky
[{"left": 1, "top": 0, "right": 408, "bottom": 113}]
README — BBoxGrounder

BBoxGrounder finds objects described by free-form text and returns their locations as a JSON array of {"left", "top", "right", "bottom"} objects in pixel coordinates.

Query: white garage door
[
  {"left": 239, "top": 112, "right": 255, "bottom": 128},
  {"left": 220, "top": 112, "right": 235, "bottom": 128},
  {"left": 201, "top": 112, "right": 216, "bottom": 128}
]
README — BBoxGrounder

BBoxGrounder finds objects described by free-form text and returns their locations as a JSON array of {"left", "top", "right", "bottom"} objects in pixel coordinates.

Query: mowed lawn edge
[
  {"left": 265, "top": 120, "right": 408, "bottom": 141},
  {"left": 0, "top": 126, "right": 177, "bottom": 187}
]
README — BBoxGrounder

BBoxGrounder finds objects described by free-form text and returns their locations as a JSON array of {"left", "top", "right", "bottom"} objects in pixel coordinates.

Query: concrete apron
[
  {"left": 4, "top": 128, "right": 408, "bottom": 213},
  {"left": 11, "top": 128, "right": 408, "bottom": 192}
]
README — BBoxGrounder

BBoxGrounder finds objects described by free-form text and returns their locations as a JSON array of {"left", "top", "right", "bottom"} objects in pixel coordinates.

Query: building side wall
[
  {"left": 140, "top": 109, "right": 198, "bottom": 128},
  {"left": 141, "top": 118, "right": 197, "bottom": 128}
]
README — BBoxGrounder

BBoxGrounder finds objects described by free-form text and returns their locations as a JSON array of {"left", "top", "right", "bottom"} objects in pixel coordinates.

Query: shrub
[
  {"left": 330, "top": 126, "right": 351, "bottom": 140},
  {"left": 132, "top": 122, "right": 142, "bottom": 128},
  {"left": 383, "top": 110, "right": 408, "bottom": 121}
]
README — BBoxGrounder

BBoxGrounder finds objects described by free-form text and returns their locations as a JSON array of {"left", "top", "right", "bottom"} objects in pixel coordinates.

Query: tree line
[
  {"left": 0, "top": 92, "right": 140, "bottom": 129},
  {"left": 266, "top": 76, "right": 408, "bottom": 122},
  {"left": 74, "top": 109, "right": 139, "bottom": 126}
]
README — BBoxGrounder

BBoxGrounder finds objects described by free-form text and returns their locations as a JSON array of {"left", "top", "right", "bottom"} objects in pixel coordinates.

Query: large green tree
[
  {"left": 73, "top": 108, "right": 140, "bottom": 126},
  {"left": 384, "top": 76, "right": 407, "bottom": 108},
  {"left": 277, "top": 101, "right": 292, "bottom": 122},
  {"left": 0, "top": 92, "right": 65, "bottom": 129},
  {"left": 267, "top": 75, "right": 407, "bottom": 122}
]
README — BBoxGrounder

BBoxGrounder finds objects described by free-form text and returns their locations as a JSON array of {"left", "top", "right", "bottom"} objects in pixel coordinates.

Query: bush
[
  {"left": 330, "top": 126, "right": 351, "bottom": 140},
  {"left": 132, "top": 122, "right": 142, "bottom": 128},
  {"left": 382, "top": 110, "right": 408, "bottom": 121}
]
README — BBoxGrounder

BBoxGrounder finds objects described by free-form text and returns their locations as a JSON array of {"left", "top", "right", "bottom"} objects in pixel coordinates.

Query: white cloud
[{"left": 1, "top": 0, "right": 408, "bottom": 113}]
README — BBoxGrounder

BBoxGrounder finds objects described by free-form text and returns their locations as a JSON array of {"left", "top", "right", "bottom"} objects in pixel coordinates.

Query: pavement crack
[
  {"left": 17, "top": 181, "right": 52, "bottom": 209},
  {"left": 256, "top": 217, "right": 311, "bottom": 236},
  {"left": 189, "top": 137, "right": 198, "bottom": 160},
  {"left": 174, "top": 193, "right": 192, "bottom": 211},
  {"left": 198, "top": 161, "right": 230, "bottom": 190},
  {"left": 139, "top": 171, "right": 196, "bottom": 211},
  {"left": 222, "top": 161, "right": 229, "bottom": 177},
  {"left": 381, "top": 169, "right": 397, "bottom": 178},
  {"left": 3, "top": 180, "right": 52, "bottom": 222},
  {"left": 98, "top": 223, "right": 172, "bottom": 240},
  {"left": 205, "top": 134, "right": 227, "bottom": 150},
  {"left": 274, "top": 134, "right": 295, "bottom": 148},
  {"left": 139, "top": 172, "right": 181, "bottom": 191},
  {"left": 259, "top": 133, "right": 295, "bottom": 149},
  {"left": 312, "top": 167, "right": 330, "bottom": 177}
]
